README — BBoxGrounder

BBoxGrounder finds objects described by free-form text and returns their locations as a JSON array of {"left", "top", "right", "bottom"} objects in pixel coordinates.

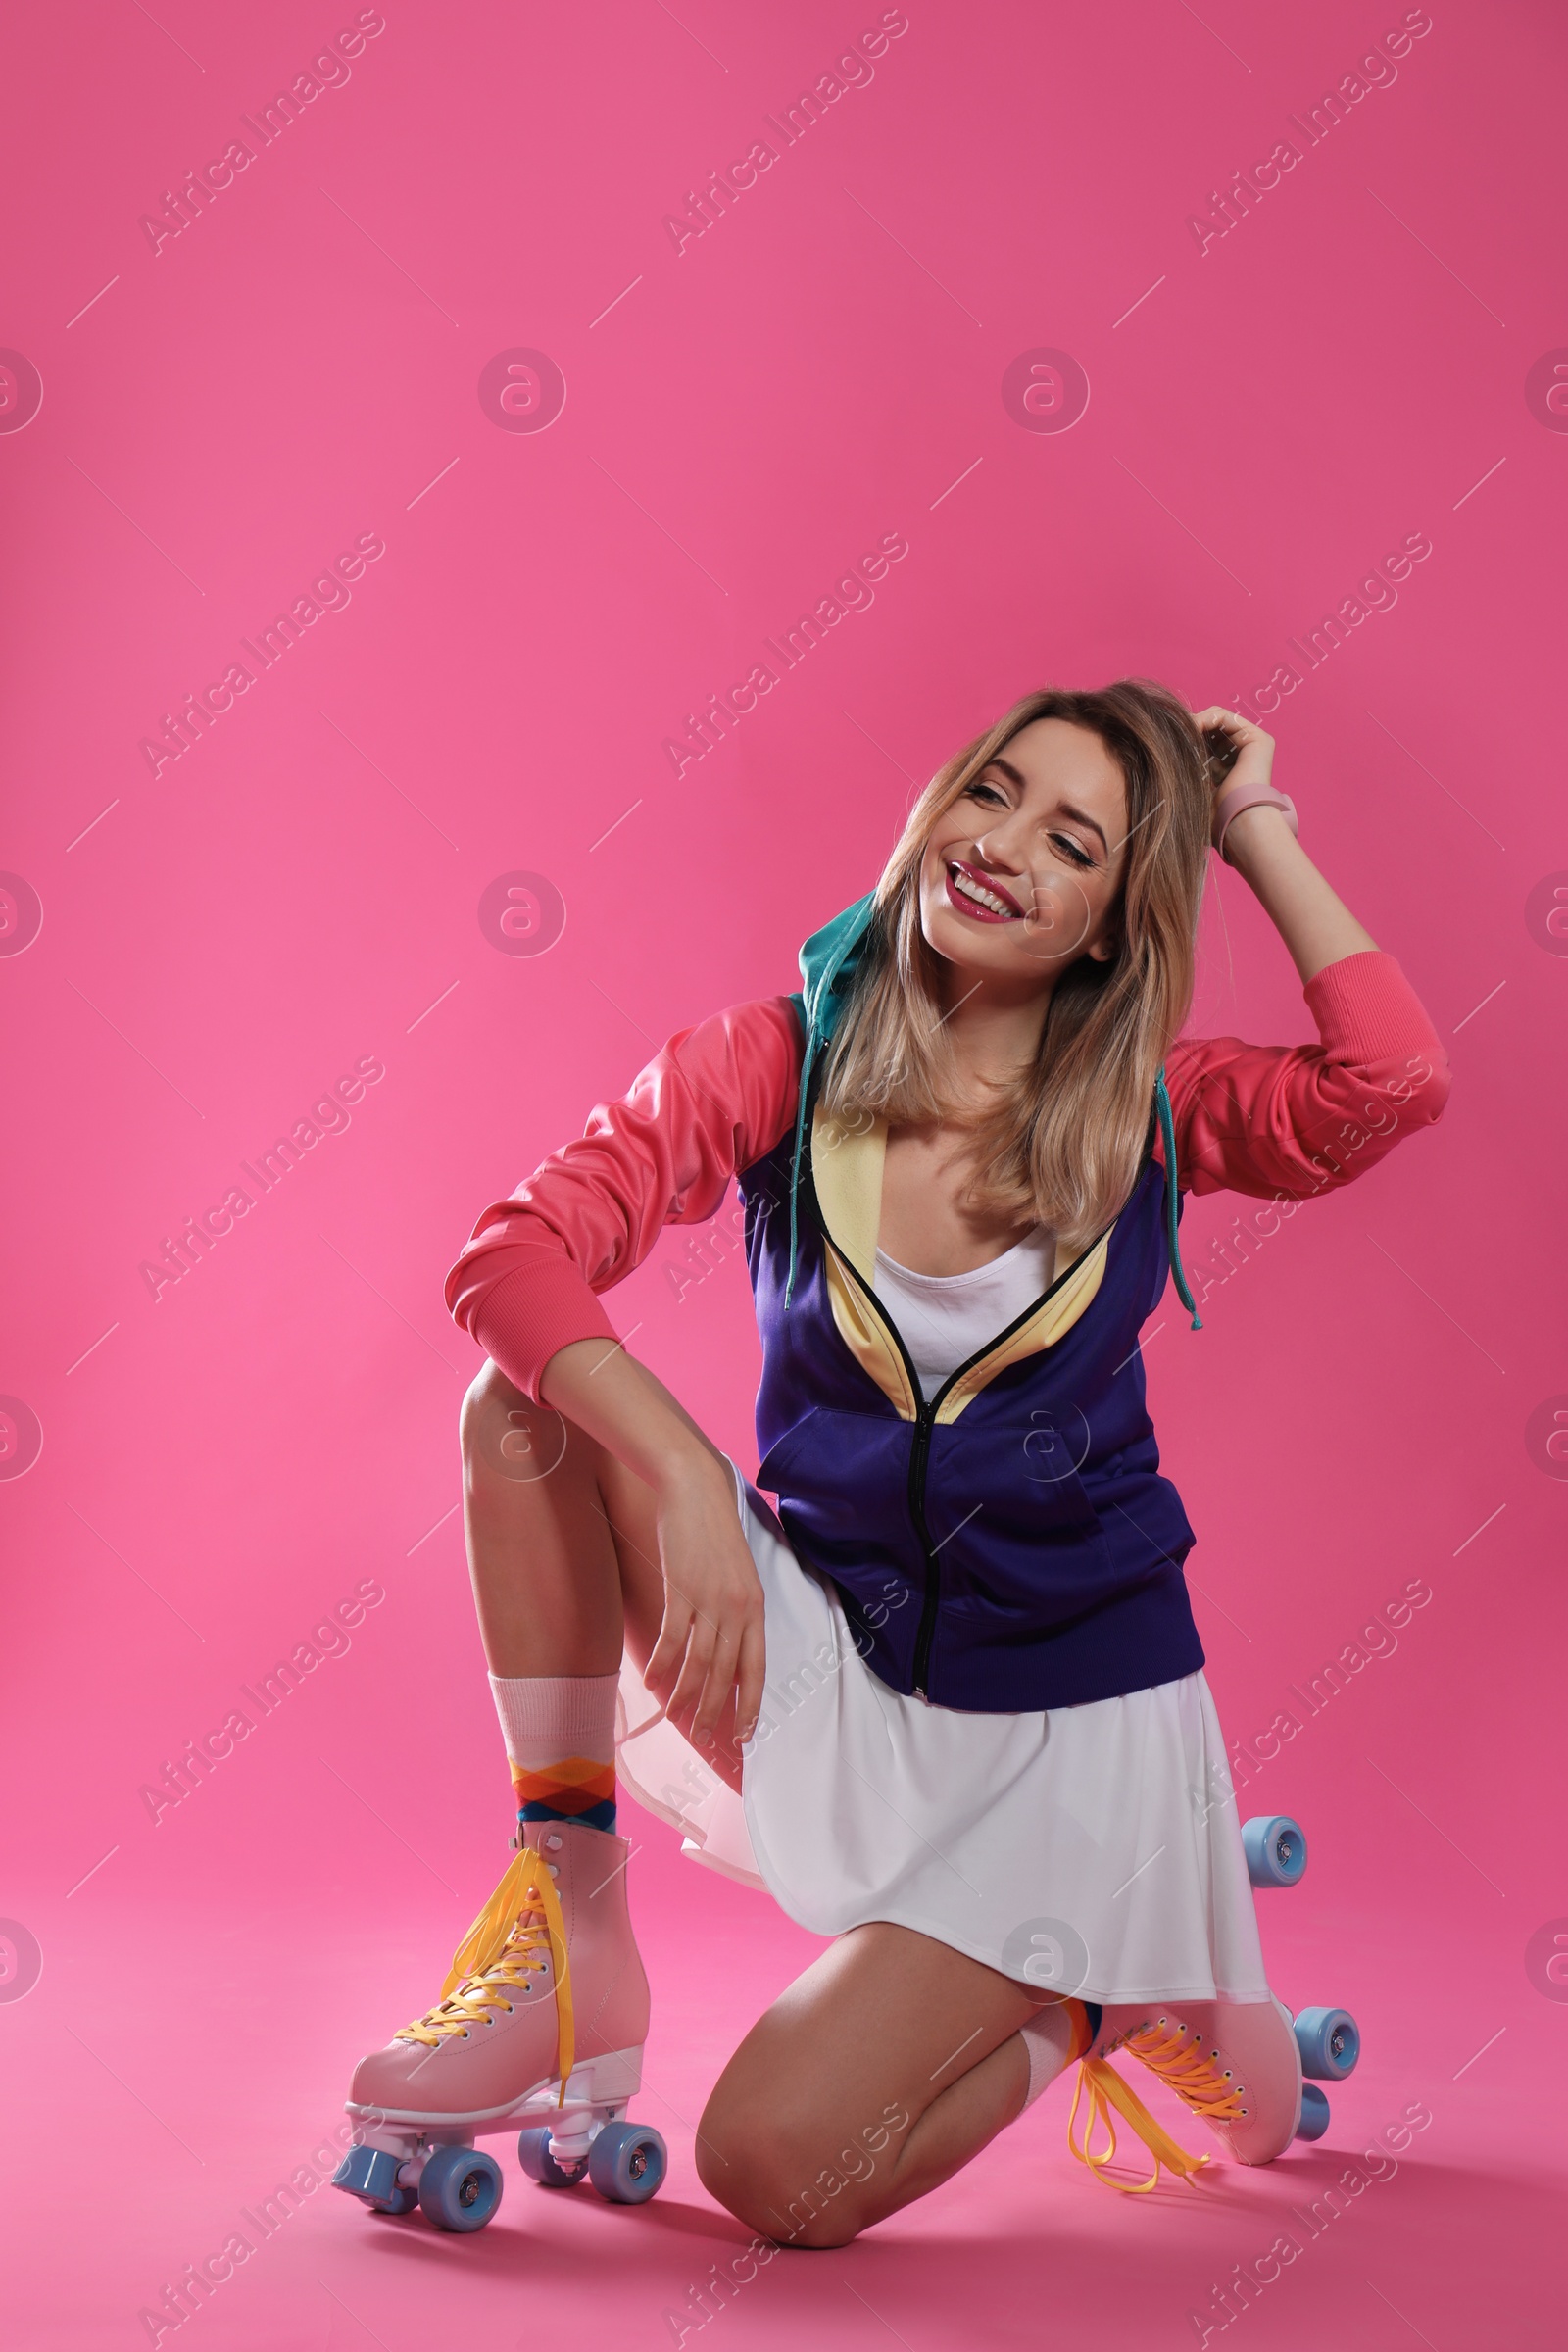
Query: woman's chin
[{"left": 924, "top": 906, "right": 1033, "bottom": 971}]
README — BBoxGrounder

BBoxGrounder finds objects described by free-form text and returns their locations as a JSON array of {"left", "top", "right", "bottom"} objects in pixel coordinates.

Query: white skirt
[{"left": 615, "top": 1462, "right": 1271, "bottom": 2006}]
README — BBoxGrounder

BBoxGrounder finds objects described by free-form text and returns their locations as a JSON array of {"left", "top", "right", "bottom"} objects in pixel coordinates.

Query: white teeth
[{"left": 952, "top": 865, "right": 1014, "bottom": 916}]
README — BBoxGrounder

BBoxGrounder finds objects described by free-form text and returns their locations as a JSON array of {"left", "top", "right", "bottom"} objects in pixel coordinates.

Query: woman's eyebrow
[
  {"left": 987, "top": 760, "right": 1111, "bottom": 854},
  {"left": 1057, "top": 800, "right": 1110, "bottom": 853}
]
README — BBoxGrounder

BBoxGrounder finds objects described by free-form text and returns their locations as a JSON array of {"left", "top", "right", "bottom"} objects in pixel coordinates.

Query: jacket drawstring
[
  {"left": 1155, "top": 1066, "right": 1202, "bottom": 1329},
  {"left": 783, "top": 1028, "right": 818, "bottom": 1307}
]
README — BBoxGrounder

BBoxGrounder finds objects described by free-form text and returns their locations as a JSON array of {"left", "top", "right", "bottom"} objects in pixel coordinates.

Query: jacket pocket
[{"left": 926, "top": 1413, "right": 1120, "bottom": 1627}]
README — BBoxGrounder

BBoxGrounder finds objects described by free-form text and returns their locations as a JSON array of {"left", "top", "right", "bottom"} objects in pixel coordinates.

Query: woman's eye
[{"left": 966, "top": 781, "right": 1005, "bottom": 806}]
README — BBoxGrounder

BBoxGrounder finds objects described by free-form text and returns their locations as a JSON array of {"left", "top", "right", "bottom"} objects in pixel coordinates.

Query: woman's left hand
[
  {"left": 1192, "top": 705, "right": 1276, "bottom": 832},
  {"left": 1188, "top": 705, "right": 1377, "bottom": 979}
]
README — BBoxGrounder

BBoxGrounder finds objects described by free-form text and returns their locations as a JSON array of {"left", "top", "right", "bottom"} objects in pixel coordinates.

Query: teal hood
[
  {"left": 783, "top": 892, "right": 880, "bottom": 1303},
  {"left": 789, "top": 889, "right": 880, "bottom": 1075},
  {"left": 781, "top": 892, "right": 1200, "bottom": 1327}
]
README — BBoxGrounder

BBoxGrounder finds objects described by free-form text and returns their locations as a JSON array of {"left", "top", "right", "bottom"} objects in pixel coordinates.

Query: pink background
[{"left": 3, "top": 2, "right": 1565, "bottom": 2345}]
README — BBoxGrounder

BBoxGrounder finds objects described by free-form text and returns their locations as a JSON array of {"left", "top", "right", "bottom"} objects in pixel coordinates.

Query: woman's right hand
[
  {"left": 539, "top": 1337, "right": 768, "bottom": 1768},
  {"left": 642, "top": 1454, "right": 767, "bottom": 1757}
]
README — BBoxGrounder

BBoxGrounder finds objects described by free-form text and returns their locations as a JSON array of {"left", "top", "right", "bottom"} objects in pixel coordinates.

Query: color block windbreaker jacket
[{"left": 448, "top": 897, "right": 1450, "bottom": 1713}]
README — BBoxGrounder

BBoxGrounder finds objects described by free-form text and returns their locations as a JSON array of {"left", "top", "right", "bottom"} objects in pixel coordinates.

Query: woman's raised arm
[
  {"left": 1163, "top": 713, "right": 1451, "bottom": 1204},
  {"left": 1192, "top": 706, "right": 1378, "bottom": 985}
]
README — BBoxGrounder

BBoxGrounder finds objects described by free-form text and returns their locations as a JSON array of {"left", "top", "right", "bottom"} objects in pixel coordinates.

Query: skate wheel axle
[
  {"left": 587, "top": 2123, "right": 668, "bottom": 2204},
  {"left": 517, "top": 2126, "right": 587, "bottom": 2187},
  {"left": 418, "top": 2144, "right": 504, "bottom": 2232},
  {"left": 1242, "top": 1814, "right": 1309, "bottom": 1888},
  {"left": 1294, "top": 2005, "right": 1360, "bottom": 2082}
]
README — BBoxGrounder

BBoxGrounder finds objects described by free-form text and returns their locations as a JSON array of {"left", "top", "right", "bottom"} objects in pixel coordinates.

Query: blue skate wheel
[
  {"left": 1242, "top": 1815, "right": 1308, "bottom": 1887},
  {"left": 332, "top": 2145, "right": 417, "bottom": 2215},
  {"left": 417, "top": 2143, "right": 503, "bottom": 2231},
  {"left": 587, "top": 2122, "right": 667, "bottom": 2204},
  {"left": 1296, "top": 2083, "right": 1331, "bottom": 2141},
  {"left": 517, "top": 2126, "right": 586, "bottom": 2187},
  {"left": 1294, "top": 2006, "right": 1360, "bottom": 2081}
]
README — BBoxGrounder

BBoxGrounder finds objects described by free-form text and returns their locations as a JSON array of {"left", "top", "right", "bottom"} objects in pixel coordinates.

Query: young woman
[{"left": 339, "top": 682, "right": 1449, "bottom": 2240}]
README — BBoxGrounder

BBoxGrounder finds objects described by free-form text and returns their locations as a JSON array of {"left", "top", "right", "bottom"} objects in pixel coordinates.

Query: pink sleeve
[
  {"left": 445, "top": 996, "right": 804, "bottom": 1401},
  {"left": 1160, "top": 950, "right": 1451, "bottom": 1200}
]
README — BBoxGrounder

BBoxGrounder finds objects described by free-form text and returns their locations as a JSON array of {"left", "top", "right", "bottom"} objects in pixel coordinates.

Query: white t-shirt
[{"left": 873, "top": 1227, "right": 1056, "bottom": 1400}]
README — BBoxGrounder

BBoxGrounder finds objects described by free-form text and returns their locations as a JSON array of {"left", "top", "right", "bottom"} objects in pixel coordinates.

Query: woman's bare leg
[
  {"left": 460, "top": 1359, "right": 665, "bottom": 1674},
  {"left": 464, "top": 1364, "right": 1046, "bottom": 2230},
  {"left": 459, "top": 1359, "right": 747, "bottom": 1786},
  {"left": 697, "top": 1923, "right": 1068, "bottom": 2245}
]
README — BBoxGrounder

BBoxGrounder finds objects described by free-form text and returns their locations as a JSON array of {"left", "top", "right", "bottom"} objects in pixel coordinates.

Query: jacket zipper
[
  {"left": 830, "top": 1230, "right": 1115, "bottom": 1700},
  {"left": 802, "top": 1104, "right": 1159, "bottom": 1702},
  {"left": 907, "top": 1407, "right": 940, "bottom": 1698},
  {"left": 822, "top": 1243, "right": 943, "bottom": 1692}
]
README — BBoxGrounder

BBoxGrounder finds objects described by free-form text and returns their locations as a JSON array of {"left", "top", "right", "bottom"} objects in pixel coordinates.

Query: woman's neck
[{"left": 934, "top": 965, "right": 1054, "bottom": 1105}]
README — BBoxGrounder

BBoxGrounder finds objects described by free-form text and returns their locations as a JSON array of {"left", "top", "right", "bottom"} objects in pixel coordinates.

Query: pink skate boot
[
  {"left": 1057, "top": 1808, "right": 1361, "bottom": 2191},
  {"left": 333, "top": 1822, "right": 663, "bottom": 2230},
  {"left": 1067, "top": 1994, "right": 1360, "bottom": 2190}
]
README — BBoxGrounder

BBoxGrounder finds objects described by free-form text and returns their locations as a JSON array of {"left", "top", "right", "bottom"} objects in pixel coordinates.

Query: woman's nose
[{"left": 971, "top": 822, "right": 1027, "bottom": 872}]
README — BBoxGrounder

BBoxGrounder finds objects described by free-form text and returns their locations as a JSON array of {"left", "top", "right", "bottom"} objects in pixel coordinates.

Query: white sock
[
  {"left": 488, "top": 1671, "right": 620, "bottom": 1768},
  {"left": 1018, "top": 2004, "right": 1081, "bottom": 2110}
]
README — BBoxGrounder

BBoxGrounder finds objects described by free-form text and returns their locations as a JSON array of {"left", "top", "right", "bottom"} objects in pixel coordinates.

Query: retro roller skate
[
  {"left": 1066, "top": 1813, "right": 1360, "bottom": 2192},
  {"left": 332, "top": 1823, "right": 666, "bottom": 2232}
]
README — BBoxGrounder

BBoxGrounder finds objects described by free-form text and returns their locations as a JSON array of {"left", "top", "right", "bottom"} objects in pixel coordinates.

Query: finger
[
  {"left": 1196, "top": 708, "right": 1256, "bottom": 747},
  {"left": 690, "top": 1621, "right": 741, "bottom": 1746},
  {"left": 734, "top": 1615, "right": 767, "bottom": 1743},
  {"left": 665, "top": 1613, "right": 718, "bottom": 1736},
  {"left": 644, "top": 1590, "right": 694, "bottom": 1702}
]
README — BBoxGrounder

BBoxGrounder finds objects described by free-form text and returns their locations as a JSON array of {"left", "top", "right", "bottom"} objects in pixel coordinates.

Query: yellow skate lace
[
  {"left": 395, "top": 1845, "right": 576, "bottom": 2105},
  {"left": 1066, "top": 2013, "right": 1242, "bottom": 2194}
]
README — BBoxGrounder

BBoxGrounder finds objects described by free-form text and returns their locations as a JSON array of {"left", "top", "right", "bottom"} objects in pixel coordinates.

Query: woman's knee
[
  {"left": 461, "top": 1360, "right": 579, "bottom": 1494},
  {"left": 695, "top": 2143, "right": 865, "bottom": 2249},
  {"left": 695, "top": 2083, "right": 880, "bottom": 2249}
]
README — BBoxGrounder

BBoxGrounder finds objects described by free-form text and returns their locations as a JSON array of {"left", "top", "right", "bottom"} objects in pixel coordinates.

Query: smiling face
[{"left": 917, "top": 717, "right": 1131, "bottom": 993}]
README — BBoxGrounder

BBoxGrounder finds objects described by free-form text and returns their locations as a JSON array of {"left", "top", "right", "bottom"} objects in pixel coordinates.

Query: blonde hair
[{"left": 819, "top": 680, "right": 1212, "bottom": 1255}]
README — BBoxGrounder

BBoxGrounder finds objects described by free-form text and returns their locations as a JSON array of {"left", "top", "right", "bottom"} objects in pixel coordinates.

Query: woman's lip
[{"left": 944, "top": 859, "right": 1025, "bottom": 922}]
